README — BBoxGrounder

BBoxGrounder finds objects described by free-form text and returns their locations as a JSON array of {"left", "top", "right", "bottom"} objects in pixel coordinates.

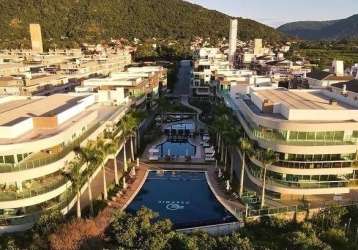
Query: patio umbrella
[{"left": 226, "top": 180, "right": 231, "bottom": 191}]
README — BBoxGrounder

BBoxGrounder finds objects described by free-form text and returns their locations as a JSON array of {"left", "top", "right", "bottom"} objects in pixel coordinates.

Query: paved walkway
[
  {"left": 207, "top": 167, "right": 246, "bottom": 216},
  {"left": 73, "top": 164, "right": 149, "bottom": 242}
]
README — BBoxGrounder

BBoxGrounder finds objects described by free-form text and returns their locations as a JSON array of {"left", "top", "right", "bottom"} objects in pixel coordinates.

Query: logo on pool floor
[
  {"left": 166, "top": 203, "right": 184, "bottom": 210},
  {"left": 158, "top": 200, "right": 190, "bottom": 211}
]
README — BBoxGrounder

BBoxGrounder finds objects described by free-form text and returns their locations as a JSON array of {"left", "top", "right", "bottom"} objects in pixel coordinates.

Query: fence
[{"left": 177, "top": 222, "right": 243, "bottom": 236}]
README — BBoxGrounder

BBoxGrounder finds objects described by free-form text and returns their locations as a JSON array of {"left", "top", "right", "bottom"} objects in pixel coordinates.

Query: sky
[{"left": 185, "top": 0, "right": 358, "bottom": 27}]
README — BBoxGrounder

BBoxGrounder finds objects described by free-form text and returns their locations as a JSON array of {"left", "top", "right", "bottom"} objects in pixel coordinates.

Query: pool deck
[
  {"left": 206, "top": 167, "right": 246, "bottom": 219},
  {"left": 107, "top": 164, "right": 149, "bottom": 211}
]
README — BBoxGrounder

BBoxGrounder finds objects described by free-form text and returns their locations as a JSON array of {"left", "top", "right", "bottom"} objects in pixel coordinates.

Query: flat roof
[
  {"left": 0, "top": 94, "right": 87, "bottom": 126},
  {"left": 254, "top": 89, "right": 356, "bottom": 111}
]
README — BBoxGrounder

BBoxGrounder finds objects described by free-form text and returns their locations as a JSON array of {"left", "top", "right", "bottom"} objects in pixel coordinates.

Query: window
[
  {"left": 17, "top": 154, "right": 23, "bottom": 162},
  {"left": 353, "top": 131, "right": 358, "bottom": 138},
  {"left": 289, "top": 131, "right": 298, "bottom": 140},
  {"left": 4, "top": 155, "right": 15, "bottom": 164}
]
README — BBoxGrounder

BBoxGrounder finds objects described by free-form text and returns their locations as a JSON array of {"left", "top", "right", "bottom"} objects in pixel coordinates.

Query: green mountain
[
  {"left": 278, "top": 15, "right": 358, "bottom": 40},
  {"left": 0, "top": 0, "right": 283, "bottom": 49}
]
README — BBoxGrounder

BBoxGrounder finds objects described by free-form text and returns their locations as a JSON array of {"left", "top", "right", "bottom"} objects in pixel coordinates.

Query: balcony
[
  {"left": 246, "top": 161, "right": 349, "bottom": 190},
  {"left": 0, "top": 174, "right": 68, "bottom": 202},
  {"left": 221, "top": 91, "right": 357, "bottom": 147},
  {"left": 0, "top": 122, "right": 101, "bottom": 173}
]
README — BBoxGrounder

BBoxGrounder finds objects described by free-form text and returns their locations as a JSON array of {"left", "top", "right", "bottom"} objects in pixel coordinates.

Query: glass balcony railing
[
  {"left": 0, "top": 122, "right": 101, "bottom": 173},
  {"left": 0, "top": 189, "right": 75, "bottom": 226},
  {"left": 0, "top": 175, "right": 68, "bottom": 202},
  {"left": 273, "top": 160, "right": 353, "bottom": 169},
  {"left": 221, "top": 92, "right": 357, "bottom": 147},
  {"left": 247, "top": 161, "right": 349, "bottom": 189}
]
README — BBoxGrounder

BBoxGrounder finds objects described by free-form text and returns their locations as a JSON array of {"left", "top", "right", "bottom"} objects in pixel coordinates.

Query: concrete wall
[{"left": 0, "top": 118, "right": 33, "bottom": 139}]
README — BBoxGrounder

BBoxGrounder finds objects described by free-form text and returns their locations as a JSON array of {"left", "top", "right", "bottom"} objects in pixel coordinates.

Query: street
[{"left": 173, "top": 60, "right": 192, "bottom": 96}]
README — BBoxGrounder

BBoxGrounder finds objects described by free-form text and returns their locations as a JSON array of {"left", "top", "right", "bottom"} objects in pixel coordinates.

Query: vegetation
[
  {"left": 0, "top": 0, "right": 284, "bottom": 49},
  {"left": 278, "top": 14, "right": 358, "bottom": 40},
  {"left": 285, "top": 40, "right": 358, "bottom": 68},
  {"left": 3, "top": 205, "right": 358, "bottom": 249}
]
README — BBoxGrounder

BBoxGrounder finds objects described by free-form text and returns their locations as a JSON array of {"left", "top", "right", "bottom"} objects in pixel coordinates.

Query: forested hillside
[
  {"left": 278, "top": 14, "right": 358, "bottom": 40},
  {"left": 0, "top": 0, "right": 284, "bottom": 49}
]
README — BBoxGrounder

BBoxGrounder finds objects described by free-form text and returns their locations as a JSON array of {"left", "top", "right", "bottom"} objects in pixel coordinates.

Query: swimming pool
[
  {"left": 126, "top": 171, "right": 236, "bottom": 229},
  {"left": 156, "top": 139, "right": 196, "bottom": 157}
]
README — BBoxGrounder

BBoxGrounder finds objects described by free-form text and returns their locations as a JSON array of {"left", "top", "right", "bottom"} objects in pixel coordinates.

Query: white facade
[{"left": 229, "top": 19, "right": 238, "bottom": 64}]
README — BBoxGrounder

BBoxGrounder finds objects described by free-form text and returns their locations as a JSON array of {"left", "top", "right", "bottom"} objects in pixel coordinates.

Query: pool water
[
  {"left": 126, "top": 171, "right": 236, "bottom": 229},
  {"left": 156, "top": 139, "right": 196, "bottom": 157}
]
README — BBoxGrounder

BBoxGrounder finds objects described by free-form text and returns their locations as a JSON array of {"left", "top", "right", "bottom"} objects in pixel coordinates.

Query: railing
[
  {"left": 0, "top": 176, "right": 68, "bottom": 201},
  {"left": 247, "top": 205, "right": 306, "bottom": 217},
  {"left": 0, "top": 122, "right": 101, "bottom": 173},
  {"left": 0, "top": 189, "right": 75, "bottom": 226},
  {"left": 221, "top": 91, "right": 357, "bottom": 147},
  {"left": 247, "top": 164, "right": 349, "bottom": 189},
  {"left": 273, "top": 160, "right": 354, "bottom": 169}
]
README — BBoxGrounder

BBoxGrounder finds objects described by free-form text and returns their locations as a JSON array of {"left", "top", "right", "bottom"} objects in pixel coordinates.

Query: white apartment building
[
  {"left": 191, "top": 48, "right": 229, "bottom": 96},
  {"left": 0, "top": 49, "right": 132, "bottom": 96},
  {"left": 82, "top": 66, "right": 167, "bottom": 106},
  {"left": 0, "top": 93, "right": 131, "bottom": 233},
  {"left": 214, "top": 69, "right": 274, "bottom": 96},
  {"left": 223, "top": 87, "right": 358, "bottom": 201},
  {"left": 306, "top": 60, "right": 353, "bottom": 88}
]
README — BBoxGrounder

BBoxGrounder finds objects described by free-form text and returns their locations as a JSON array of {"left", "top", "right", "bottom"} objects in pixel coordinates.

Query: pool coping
[
  {"left": 120, "top": 169, "right": 150, "bottom": 211},
  {"left": 205, "top": 172, "right": 241, "bottom": 221}
]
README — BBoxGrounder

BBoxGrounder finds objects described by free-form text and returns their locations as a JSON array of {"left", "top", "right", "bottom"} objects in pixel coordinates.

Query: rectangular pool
[
  {"left": 156, "top": 139, "right": 196, "bottom": 157},
  {"left": 126, "top": 171, "right": 236, "bottom": 229}
]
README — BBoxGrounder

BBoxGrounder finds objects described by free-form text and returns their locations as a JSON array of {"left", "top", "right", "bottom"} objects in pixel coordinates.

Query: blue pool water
[
  {"left": 156, "top": 139, "right": 196, "bottom": 157},
  {"left": 126, "top": 171, "right": 236, "bottom": 229}
]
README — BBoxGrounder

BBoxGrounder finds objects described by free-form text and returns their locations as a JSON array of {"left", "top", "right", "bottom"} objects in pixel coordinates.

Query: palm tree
[
  {"left": 239, "top": 138, "right": 253, "bottom": 197},
  {"left": 211, "top": 116, "right": 225, "bottom": 152},
  {"left": 74, "top": 146, "right": 97, "bottom": 217},
  {"left": 259, "top": 148, "right": 278, "bottom": 208},
  {"left": 156, "top": 96, "right": 169, "bottom": 125},
  {"left": 96, "top": 139, "right": 116, "bottom": 201},
  {"left": 118, "top": 119, "right": 130, "bottom": 173},
  {"left": 125, "top": 113, "right": 139, "bottom": 162},
  {"left": 224, "top": 126, "right": 241, "bottom": 181},
  {"left": 63, "top": 158, "right": 84, "bottom": 218}
]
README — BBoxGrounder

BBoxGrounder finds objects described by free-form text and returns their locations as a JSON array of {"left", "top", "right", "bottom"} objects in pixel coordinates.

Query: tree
[
  {"left": 312, "top": 206, "right": 348, "bottom": 230},
  {"left": 74, "top": 145, "right": 99, "bottom": 217},
  {"left": 109, "top": 207, "right": 174, "bottom": 250},
  {"left": 239, "top": 138, "right": 253, "bottom": 197},
  {"left": 217, "top": 233, "right": 253, "bottom": 250},
  {"left": 33, "top": 210, "right": 64, "bottom": 236},
  {"left": 63, "top": 157, "right": 84, "bottom": 218},
  {"left": 259, "top": 148, "right": 278, "bottom": 208},
  {"left": 96, "top": 139, "right": 116, "bottom": 200}
]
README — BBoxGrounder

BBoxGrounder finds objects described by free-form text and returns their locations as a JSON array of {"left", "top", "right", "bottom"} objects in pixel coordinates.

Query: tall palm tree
[
  {"left": 224, "top": 126, "right": 241, "bottom": 181},
  {"left": 259, "top": 148, "right": 278, "bottom": 208},
  {"left": 74, "top": 146, "right": 97, "bottom": 217},
  {"left": 96, "top": 139, "right": 116, "bottom": 201},
  {"left": 63, "top": 158, "right": 84, "bottom": 218},
  {"left": 239, "top": 138, "right": 253, "bottom": 197},
  {"left": 118, "top": 119, "right": 130, "bottom": 173},
  {"left": 125, "top": 113, "right": 139, "bottom": 162}
]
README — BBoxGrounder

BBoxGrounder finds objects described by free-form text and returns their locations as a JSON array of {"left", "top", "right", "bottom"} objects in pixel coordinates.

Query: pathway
[{"left": 173, "top": 60, "right": 191, "bottom": 96}]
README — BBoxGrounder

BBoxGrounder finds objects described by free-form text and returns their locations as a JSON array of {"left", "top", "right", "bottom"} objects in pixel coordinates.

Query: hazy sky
[{"left": 185, "top": 0, "right": 358, "bottom": 27}]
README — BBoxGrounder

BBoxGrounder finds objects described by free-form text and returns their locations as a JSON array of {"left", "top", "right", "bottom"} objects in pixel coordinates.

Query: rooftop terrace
[
  {"left": 254, "top": 89, "right": 356, "bottom": 111},
  {"left": 0, "top": 95, "right": 87, "bottom": 126}
]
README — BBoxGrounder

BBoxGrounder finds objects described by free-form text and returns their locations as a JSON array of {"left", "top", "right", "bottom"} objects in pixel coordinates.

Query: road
[{"left": 173, "top": 60, "right": 192, "bottom": 96}]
